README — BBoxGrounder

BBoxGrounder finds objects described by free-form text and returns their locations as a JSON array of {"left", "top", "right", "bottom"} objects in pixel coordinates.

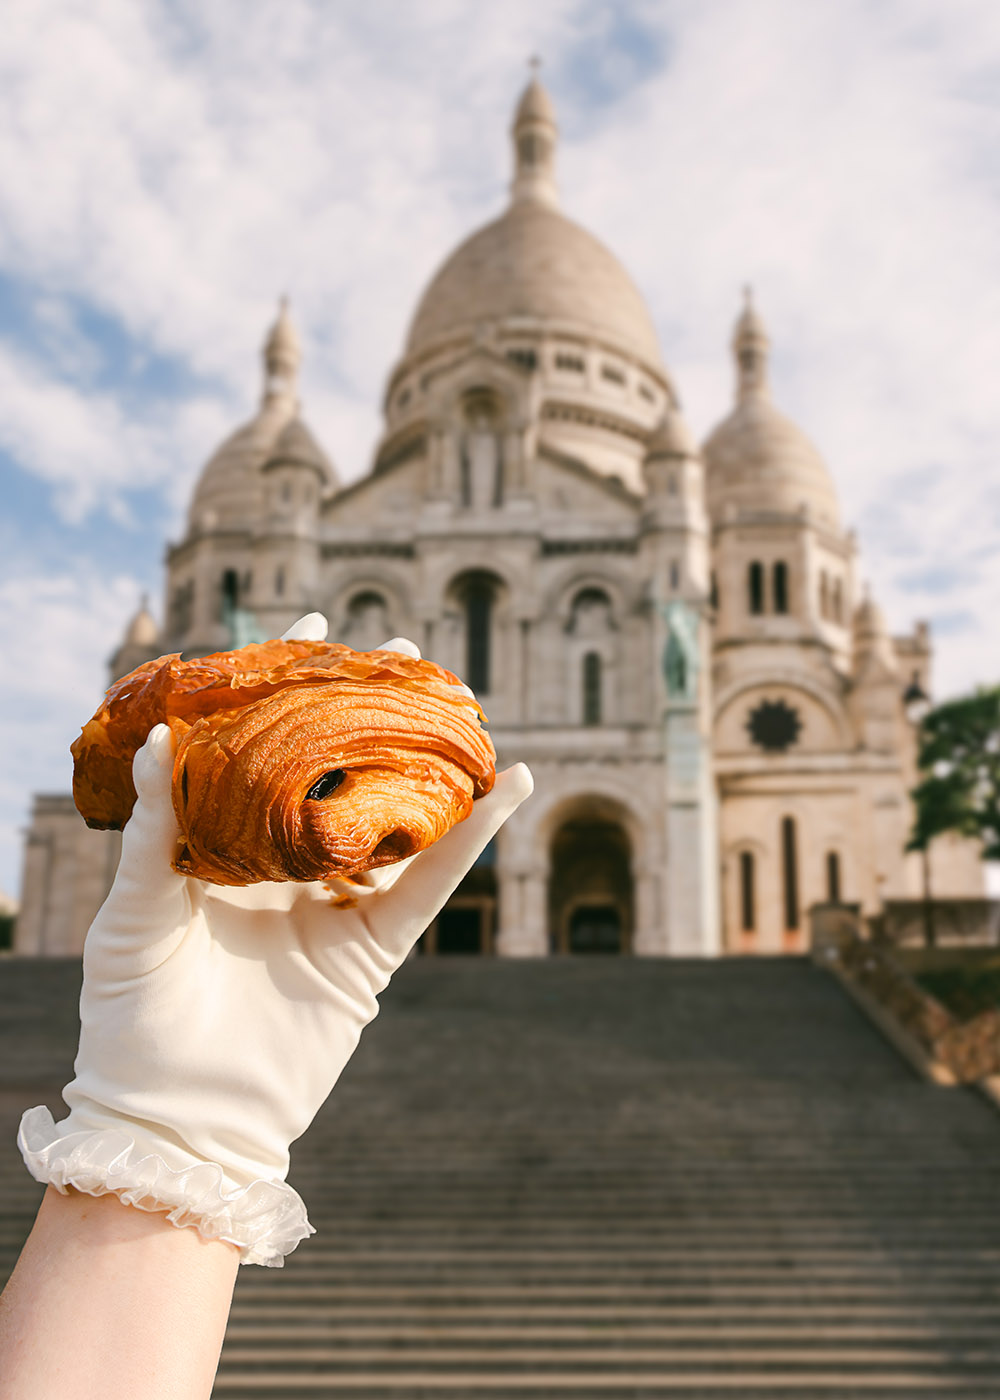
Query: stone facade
[{"left": 16, "top": 78, "right": 984, "bottom": 956}]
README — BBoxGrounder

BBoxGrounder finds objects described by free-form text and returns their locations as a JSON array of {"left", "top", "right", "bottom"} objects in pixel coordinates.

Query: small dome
[
  {"left": 266, "top": 417, "right": 339, "bottom": 485},
  {"left": 188, "top": 399, "right": 294, "bottom": 531},
  {"left": 703, "top": 396, "right": 839, "bottom": 526},
  {"left": 702, "top": 295, "right": 839, "bottom": 528},
  {"left": 646, "top": 405, "right": 695, "bottom": 459},
  {"left": 406, "top": 200, "right": 663, "bottom": 369},
  {"left": 124, "top": 599, "right": 159, "bottom": 647}
]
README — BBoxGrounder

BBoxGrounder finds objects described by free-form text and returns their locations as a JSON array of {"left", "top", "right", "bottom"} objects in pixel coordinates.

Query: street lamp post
[{"left": 904, "top": 677, "right": 934, "bottom": 948}]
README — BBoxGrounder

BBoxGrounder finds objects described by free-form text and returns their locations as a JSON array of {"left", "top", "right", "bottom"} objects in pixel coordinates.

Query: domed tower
[
  {"left": 165, "top": 300, "right": 338, "bottom": 656},
  {"left": 377, "top": 75, "right": 678, "bottom": 500},
  {"left": 703, "top": 290, "right": 856, "bottom": 671},
  {"left": 108, "top": 596, "right": 160, "bottom": 681}
]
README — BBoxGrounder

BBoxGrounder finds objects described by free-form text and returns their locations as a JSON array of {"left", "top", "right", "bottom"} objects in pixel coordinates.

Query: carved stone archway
[{"left": 548, "top": 801, "right": 633, "bottom": 954}]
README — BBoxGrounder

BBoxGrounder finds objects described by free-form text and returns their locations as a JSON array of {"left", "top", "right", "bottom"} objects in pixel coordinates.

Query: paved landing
[{"left": 1, "top": 957, "right": 999, "bottom": 1398}]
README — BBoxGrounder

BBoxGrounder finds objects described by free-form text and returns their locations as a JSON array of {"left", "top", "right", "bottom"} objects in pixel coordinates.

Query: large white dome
[
  {"left": 403, "top": 76, "right": 664, "bottom": 376},
  {"left": 406, "top": 199, "right": 664, "bottom": 371}
]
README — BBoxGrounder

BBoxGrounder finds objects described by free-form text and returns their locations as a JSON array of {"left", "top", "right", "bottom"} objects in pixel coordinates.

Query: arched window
[
  {"left": 740, "top": 852, "right": 756, "bottom": 933},
  {"left": 748, "top": 561, "right": 764, "bottom": 615},
  {"left": 831, "top": 577, "right": 843, "bottom": 624},
  {"left": 219, "top": 568, "right": 239, "bottom": 619},
  {"left": 463, "top": 576, "right": 494, "bottom": 693},
  {"left": 826, "top": 851, "right": 842, "bottom": 904},
  {"left": 819, "top": 571, "right": 830, "bottom": 619},
  {"left": 275, "top": 566, "right": 285, "bottom": 597},
  {"left": 710, "top": 573, "right": 719, "bottom": 610},
  {"left": 583, "top": 652, "right": 602, "bottom": 726},
  {"left": 570, "top": 587, "right": 613, "bottom": 637},
  {"left": 782, "top": 816, "right": 799, "bottom": 931},
  {"left": 669, "top": 560, "right": 680, "bottom": 591},
  {"left": 773, "top": 561, "right": 789, "bottom": 614}
]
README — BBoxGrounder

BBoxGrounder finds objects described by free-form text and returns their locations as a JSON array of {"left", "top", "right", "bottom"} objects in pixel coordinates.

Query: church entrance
[
  {"left": 549, "top": 808, "right": 633, "bottom": 954},
  {"left": 421, "top": 839, "right": 497, "bottom": 955}
]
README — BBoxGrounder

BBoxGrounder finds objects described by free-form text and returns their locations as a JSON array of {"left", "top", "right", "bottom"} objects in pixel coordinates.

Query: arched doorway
[
  {"left": 549, "top": 806, "right": 633, "bottom": 954},
  {"left": 422, "top": 838, "right": 497, "bottom": 955}
]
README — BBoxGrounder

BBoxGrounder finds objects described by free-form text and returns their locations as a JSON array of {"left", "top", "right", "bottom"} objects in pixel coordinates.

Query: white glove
[{"left": 19, "top": 616, "right": 532, "bottom": 1265}]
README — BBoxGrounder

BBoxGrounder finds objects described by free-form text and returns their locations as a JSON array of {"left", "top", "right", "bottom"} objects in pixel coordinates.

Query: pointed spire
[
  {"left": 854, "top": 585, "right": 898, "bottom": 676},
  {"left": 510, "top": 59, "right": 559, "bottom": 208},
  {"left": 732, "top": 285, "right": 770, "bottom": 402},
  {"left": 262, "top": 296, "right": 301, "bottom": 406}
]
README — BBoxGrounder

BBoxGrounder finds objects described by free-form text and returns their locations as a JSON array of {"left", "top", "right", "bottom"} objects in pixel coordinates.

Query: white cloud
[{"left": 0, "top": 340, "right": 233, "bottom": 521}]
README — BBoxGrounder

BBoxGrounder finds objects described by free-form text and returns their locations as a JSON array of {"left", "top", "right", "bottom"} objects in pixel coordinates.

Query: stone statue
[
  {"left": 662, "top": 599, "right": 699, "bottom": 701},
  {"left": 464, "top": 409, "right": 501, "bottom": 508}
]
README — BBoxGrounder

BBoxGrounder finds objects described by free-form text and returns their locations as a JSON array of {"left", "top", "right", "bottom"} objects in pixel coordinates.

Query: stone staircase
[{"left": 2, "top": 956, "right": 1000, "bottom": 1397}]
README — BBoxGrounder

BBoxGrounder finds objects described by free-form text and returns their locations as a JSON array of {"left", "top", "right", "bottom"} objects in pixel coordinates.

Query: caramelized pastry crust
[{"left": 71, "top": 640, "right": 496, "bottom": 885}]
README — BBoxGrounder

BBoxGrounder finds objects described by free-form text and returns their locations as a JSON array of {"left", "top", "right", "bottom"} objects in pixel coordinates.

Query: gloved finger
[
  {"left": 332, "top": 853, "right": 419, "bottom": 898},
  {"left": 282, "top": 612, "right": 329, "bottom": 642},
  {"left": 377, "top": 635, "right": 421, "bottom": 659},
  {"left": 93, "top": 724, "right": 188, "bottom": 950},
  {"left": 361, "top": 763, "right": 534, "bottom": 965}
]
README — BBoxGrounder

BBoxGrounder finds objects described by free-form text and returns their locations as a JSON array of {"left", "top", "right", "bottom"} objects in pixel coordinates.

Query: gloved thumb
[
  {"left": 91, "top": 724, "right": 189, "bottom": 955},
  {"left": 362, "top": 763, "right": 534, "bottom": 967}
]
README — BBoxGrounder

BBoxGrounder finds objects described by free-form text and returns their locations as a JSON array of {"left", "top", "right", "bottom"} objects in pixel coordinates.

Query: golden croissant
[{"left": 71, "top": 639, "right": 496, "bottom": 885}]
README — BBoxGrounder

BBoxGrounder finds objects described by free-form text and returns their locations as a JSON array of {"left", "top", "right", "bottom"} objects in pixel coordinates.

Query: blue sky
[{"left": 2, "top": 0, "right": 1000, "bottom": 899}]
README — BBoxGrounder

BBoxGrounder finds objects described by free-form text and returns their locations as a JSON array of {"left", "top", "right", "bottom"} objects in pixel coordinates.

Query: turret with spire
[
  {"left": 262, "top": 296, "right": 301, "bottom": 407},
  {"left": 510, "top": 60, "right": 559, "bottom": 208},
  {"left": 733, "top": 286, "right": 770, "bottom": 401}
]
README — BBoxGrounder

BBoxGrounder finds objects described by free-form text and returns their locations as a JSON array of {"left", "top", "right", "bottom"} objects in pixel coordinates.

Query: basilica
[{"left": 16, "top": 77, "right": 984, "bottom": 956}]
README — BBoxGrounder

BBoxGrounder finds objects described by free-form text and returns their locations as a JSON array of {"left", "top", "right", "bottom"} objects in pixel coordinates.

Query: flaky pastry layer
[{"left": 71, "top": 640, "right": 496, "bottom": 885}]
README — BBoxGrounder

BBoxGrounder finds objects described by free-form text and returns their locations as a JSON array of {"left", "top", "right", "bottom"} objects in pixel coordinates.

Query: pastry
[{"left": 71, "top": 640, "right": 496, "bottom": 885}]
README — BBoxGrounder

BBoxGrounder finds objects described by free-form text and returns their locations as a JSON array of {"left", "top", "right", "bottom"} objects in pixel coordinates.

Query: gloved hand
[{"left": 19, "top": 615, "right": 532, "bottom": 1265}]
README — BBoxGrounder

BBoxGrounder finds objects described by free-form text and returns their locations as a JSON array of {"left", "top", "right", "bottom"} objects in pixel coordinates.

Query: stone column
[
  {"left": 15, "top": 828, "right": 51, "bottom": 954},
  {"left": 664, "top": 701, "right": 720, "bottom": 956},
  {"left": 496, "top": 866, "right": 548, "bottom": 956},
  {"left": 632, "top": 866, "right": 663, "bottom": 955}
]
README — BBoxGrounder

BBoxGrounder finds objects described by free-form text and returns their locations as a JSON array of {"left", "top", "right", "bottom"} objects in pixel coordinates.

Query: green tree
[{"left": 909, "top": 687, "right": 1000, "bottom": 859}]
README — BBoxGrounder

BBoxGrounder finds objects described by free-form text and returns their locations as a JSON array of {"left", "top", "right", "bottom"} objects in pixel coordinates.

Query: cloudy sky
[{"left": 2, "top": 0, "right": 999, "bottom": 899}]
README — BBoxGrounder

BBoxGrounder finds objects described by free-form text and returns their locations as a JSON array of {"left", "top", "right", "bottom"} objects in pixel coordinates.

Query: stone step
[
  {"left": 1, "top": 957, "right": 999, "bottom": 1400},
  {"left": 208, "top": 1372, "right": 1000, "bottom": 1393}
]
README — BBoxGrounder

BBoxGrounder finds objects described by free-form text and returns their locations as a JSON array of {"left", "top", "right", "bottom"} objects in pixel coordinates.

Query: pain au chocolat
[{"left": 71, "top": 639, "right": 496, "bottom": 885}]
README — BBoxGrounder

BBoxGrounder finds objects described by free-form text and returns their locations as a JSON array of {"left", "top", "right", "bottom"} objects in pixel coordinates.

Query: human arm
[{"left": 0, "top": 1186, "right": 239, "bottom": 1400}]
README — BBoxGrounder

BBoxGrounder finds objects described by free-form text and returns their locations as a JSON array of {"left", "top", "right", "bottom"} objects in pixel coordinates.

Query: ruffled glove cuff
[{"left": 18, "top": 1106, "right": 314, "bottom": 1267}]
